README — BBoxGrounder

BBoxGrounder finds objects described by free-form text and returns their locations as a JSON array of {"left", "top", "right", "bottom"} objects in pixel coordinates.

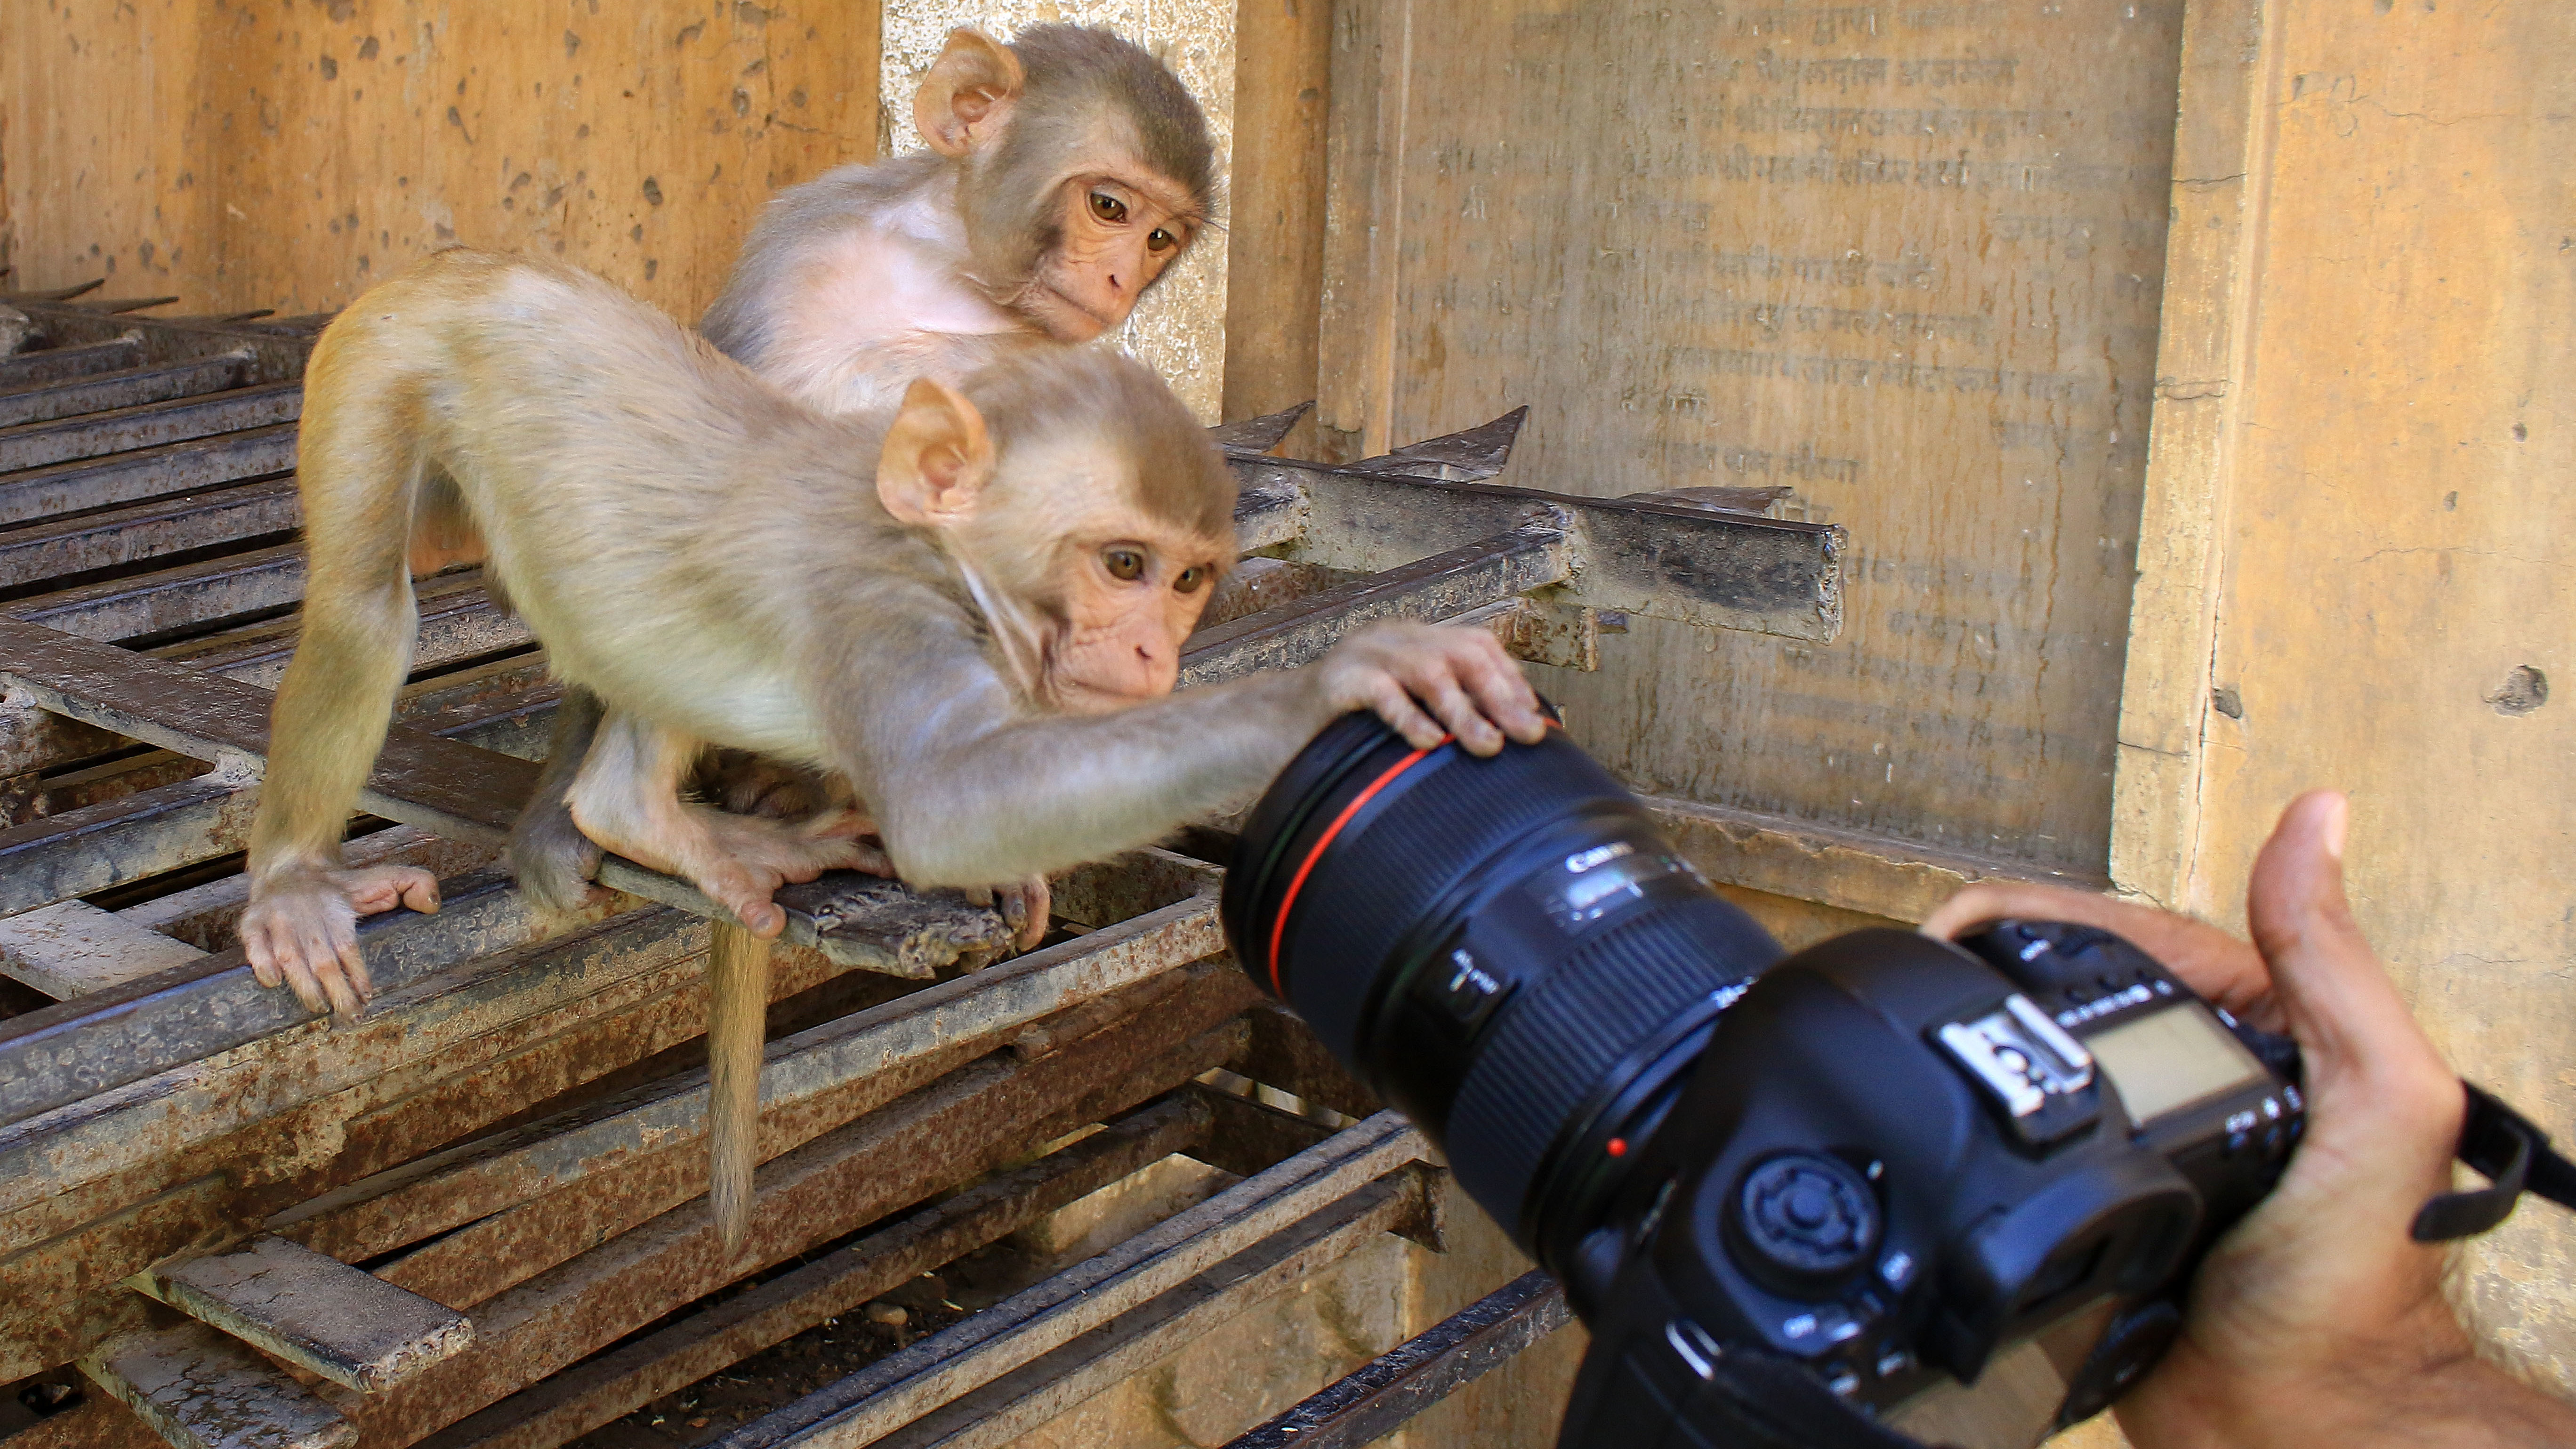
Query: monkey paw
[
  {"left": 686, "top": 806, "right": 894, "bottom": 938},
  {"left": 239, "top": 864, "right": 435, "bottom": 1022},
  {"left": 966, "top": 877, "right": 1052, "bottom": 953},
  {"left": 511, "top": 791, "right": 605, "bottom": 916}
]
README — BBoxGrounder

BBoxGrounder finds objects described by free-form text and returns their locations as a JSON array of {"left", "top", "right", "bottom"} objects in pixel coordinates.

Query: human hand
[{"left": 1926, "top": 792, "right": 2576, "bottom": 1448}]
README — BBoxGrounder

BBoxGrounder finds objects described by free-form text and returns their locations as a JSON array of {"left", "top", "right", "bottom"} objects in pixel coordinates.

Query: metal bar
[
  {"left": 1224, "top": 424, "right": 1843, "bottom": 641},
  {"left": 0, "top": 423, "right": 294, "bottom": 527},
  {"left": 9, "top": 541, "right": 305, "bottom": 643},
  {"left": 875, "top": 1170, "right": 1438, "bottom": 1449},
  {"left": 717, "top": 1112, "right": 1431, "bottom": 1449},
  {"left": 1222, "top": 1271, "right": 1574, "bottom": 1449},
  {"left": 0, "top": 775, "right": 256, "bottom": 918},
  {"left": 0, "top": 337, "right": 145, "bottom": 390},
  {"left": 0, "top": 382, "right": 302, "bottom": 473},
  {"left": 0, "top": 352, "right": 258, "bottom": 429},
  {"left": 1206, "top": 401, "right": 1314, "bottom": 454},
  {"left": 1179, "top": 522, "right": 1571, "bottom": 686},
  {"left": 274, "top": 900, "right": 1227, "bottom": 1267},
  {"left": 3, "top": 301, "right": 314, "bottom": 383},
  {"left": 344, "top": 1006, "right": 1256, "bottom": 1449},
  {"left": 1345, "top": 406, "right": 1527, "bottom": 481},
  {"left": 0, "top": 477, "right": 300, "bottom": 589},
  {"left": 413, "top": 1099, "right": 1215, "bottom": 1449}
]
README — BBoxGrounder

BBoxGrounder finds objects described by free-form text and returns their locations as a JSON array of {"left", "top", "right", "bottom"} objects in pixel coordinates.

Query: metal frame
[{"left": 0, "top": 286, "right": 1842, "bottom": 1449}]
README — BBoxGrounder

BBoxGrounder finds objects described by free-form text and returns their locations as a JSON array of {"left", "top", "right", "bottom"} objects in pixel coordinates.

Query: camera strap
[{"left": 2412, "top": 1083, "right": 2576, "bottom": 1242}]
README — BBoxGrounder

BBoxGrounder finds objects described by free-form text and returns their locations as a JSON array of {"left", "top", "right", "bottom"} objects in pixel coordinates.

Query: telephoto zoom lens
[{"left": 1224, "top": 712, "right": 1782, "bottom": 1269}]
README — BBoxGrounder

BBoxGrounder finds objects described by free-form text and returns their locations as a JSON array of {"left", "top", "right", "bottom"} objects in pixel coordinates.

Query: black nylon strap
[{"left": 2413, "top": 1083, "right": 2576, "bottom": 1242}]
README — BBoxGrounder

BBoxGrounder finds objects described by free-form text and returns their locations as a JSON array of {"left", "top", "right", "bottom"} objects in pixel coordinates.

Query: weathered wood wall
[
  {"left": 1317, "top": 0, "right": 2183, "bottom": 889},
  {"left": 2116, "top": 0, "right": 2576, "bottom": 1393},
  {"left": 0, "top": 0, "right": 879, "bottom": 326}
]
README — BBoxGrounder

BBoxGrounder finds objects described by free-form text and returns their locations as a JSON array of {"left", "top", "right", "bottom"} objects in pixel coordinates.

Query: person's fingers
[{"left": 1920, "top": 879, "right": 2282, "bottom": 1029}]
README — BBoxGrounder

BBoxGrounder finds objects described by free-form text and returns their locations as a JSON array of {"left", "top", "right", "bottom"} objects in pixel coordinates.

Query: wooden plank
[
  {"left": 1312, "top": 0, "right": 1412, "bottom": 462},
  {"left": 80, "top": 1320, "right": 354, "bottom": 1449},
  {"left": 409, "top": 1100, "right": 1213, "bottom": 1449},
  {"left": 1320, "top": 0, "right": 2189, "bottom": 880},
  {"left": 135, "top": 1235, "right": 474, "bottom": 1393},
  {"left": 1221, "top": 0, "right": 1333, "bottom": 444},
  {"left": 719, "top": 1112, "right": 1431, "bottom": 1449},
  {"left": 1222, "top": 1271, "right": 1571, "bottom": 1449},
  {"left": 0, "top": 899, "right": 208, "bottom": 998}
]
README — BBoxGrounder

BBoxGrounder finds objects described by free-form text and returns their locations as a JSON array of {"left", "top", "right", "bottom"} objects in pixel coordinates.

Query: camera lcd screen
[{"left": 2085, "top": 1003, "right": 2270, "bottom": 1124}]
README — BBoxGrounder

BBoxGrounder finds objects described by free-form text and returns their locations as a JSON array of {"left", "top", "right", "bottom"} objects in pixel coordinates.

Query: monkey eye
[
  {"left": 1089, "top": 191, "right": 1129, "bottom": 224},
  {"left": 1174, "top": 564, "right": 1209, "bottom": 593},
  {"left": 1103, "top": 547, "right": 1147, "bottom": 581},
  {"left": 1147, "top": 227, "right": 1179, "bottom": 254}
]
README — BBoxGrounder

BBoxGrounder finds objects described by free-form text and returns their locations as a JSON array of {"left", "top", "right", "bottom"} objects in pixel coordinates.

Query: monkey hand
[
  {"left": 240, "top": 862, "right": 440, "bottom": 1022},
  {"left": 1314, "top": 623, "right": 1550, "bottom": 757}
]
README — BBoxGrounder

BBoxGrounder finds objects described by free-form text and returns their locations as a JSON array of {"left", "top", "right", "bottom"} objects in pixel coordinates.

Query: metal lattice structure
[{"left": 0, "top": 282, "right": 1839, "bottom": 1449}]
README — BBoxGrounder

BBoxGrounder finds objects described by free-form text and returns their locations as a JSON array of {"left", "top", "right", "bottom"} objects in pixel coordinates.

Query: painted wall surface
[
  {"left": 878, "top": 0, "right": 1237, "bottom": 421},
  {"left": 2115, "top": 0, "right": 2576, "bottom": 1391},
  {"left": 0, "top": 0, "right": 878, "bottom": 327}
]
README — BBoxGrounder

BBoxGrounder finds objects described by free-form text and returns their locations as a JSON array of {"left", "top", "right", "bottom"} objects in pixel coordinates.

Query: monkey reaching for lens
[
  {"left": 239, "top": 250, "right": 1546, "bottom": 1019},
  {"left": 700, "top": 24, "right": 1214, "bottom": 418}
]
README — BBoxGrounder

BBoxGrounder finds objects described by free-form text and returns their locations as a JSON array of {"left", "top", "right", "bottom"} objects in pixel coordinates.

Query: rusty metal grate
[{"left": 0, "top": 277, "right": 1839, "bottom": 1449}]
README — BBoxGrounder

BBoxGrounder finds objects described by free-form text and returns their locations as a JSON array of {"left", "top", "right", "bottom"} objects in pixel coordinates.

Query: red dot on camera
[{"left": 1606, "top": 1138, "right": 1628, "bottom": 1158}]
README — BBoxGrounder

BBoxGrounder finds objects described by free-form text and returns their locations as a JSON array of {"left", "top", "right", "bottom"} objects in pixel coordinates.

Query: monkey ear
[
  {"left": 878, "top": 378, "right": 998, "bottom": 527},
  {"left": 915, "top": 29, "right": 1025, "bottom": 158}
]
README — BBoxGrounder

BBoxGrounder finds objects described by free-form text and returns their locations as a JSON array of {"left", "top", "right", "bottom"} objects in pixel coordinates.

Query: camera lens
[{"left": 1224, "top": 712, "right": 1780, "bottom": 1267}]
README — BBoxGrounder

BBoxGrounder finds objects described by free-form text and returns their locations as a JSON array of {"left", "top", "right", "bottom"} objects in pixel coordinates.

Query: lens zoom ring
[
  {"left": 1284, "top": 747, "right": 1632, "bottom": 1061},
  {"left": 1446, "top": 898, "right": 1760, "bottom": 1224}
]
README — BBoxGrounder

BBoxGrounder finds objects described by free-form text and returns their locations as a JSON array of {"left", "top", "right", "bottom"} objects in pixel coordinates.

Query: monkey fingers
[
  {"left": 686, "top": 807, "right": 893, "bottom": 938},
  {"left": 1319, "top": 624, "right": 1550, "bottom": 757},
  {"left": 339, "top": 864, "right": 441, "bottom": 918},
  {"left": 240, "top": 873, "right": 374, "bottom": 1022},
  {"left": 970, "top": 877, "right": 1051, "bottom": 952}
]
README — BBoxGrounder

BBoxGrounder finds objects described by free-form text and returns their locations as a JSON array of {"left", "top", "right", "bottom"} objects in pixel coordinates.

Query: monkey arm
[{"left": 837, "top": 623, "right": 1547, "bottom": 887}]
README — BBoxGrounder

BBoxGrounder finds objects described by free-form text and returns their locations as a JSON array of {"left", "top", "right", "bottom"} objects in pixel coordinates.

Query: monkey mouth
[{"left": 1038, "top": 286, "right": 1121, "bottom": 336}]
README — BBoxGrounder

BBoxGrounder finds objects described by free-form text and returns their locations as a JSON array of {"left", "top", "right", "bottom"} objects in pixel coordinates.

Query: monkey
[
  {"left": 699, "top": 24, "right": 1216, "bottom": 417},
  {"left": 506, "top": 24, "right": 1224, "bottom": 929},
  {"left": 239, "top": 252, "right": 1546, "bottom": 1237}
]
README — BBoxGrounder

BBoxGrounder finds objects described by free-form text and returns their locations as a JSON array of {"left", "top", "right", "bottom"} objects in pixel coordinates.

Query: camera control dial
[{"left": 1729, "top": 1153, "right": 1881, "bottom": 1298}]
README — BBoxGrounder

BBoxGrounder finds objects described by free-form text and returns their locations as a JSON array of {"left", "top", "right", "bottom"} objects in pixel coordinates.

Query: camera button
[{"left": 1731, "top": 1154, "right": 1881, "bottom": 1297}]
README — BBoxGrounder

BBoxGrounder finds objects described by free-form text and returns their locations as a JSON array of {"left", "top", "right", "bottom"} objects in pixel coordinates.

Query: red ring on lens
[{"left": 1263, "top": 738, "right": 1447, "bottom": 996}]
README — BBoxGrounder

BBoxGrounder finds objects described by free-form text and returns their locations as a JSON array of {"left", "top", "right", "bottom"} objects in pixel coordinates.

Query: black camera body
[
  {"left": 1224, "top": 715, "right": 2307, "bottom": 1447},
  {"left": 1556, "top": 921, "right": 2302, "bottom": 1445}
]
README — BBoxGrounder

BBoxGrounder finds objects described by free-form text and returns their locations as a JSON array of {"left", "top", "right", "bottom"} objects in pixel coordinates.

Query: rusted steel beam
[
  {"left": 1226, "top": 411, "right": 1844, "bottom": 643},
  {"left": 0, "top": 382, "right": 302, "bottom": 473},
  {"left": 413, "top": 1098, "right": 1215, "bottom": 1449},
  {"left": 1182, "top": 1082, "right": 1338, "bottom": 1181},
  {"left": 1205, "top": 400, "right": 1313, "bottom": 454},
  {"left": 0, "top": 425, "right": 295, "bottom": 529},
  {"left": 0, "top": 351, "right": 259, "bottom": 429},
  {"left": 135, "top": 1235, "right": 475, "bottom": 1393},
  {"left": 274, "top": 901, "right": 1227, "bottom": 1271},
  {"left": 1178, "top": 522, "right": 1571, "bottom": 686},
  {"left": 0, "top": 774, "right": 257, "bottom": 918},
  {"left": 0, "top": 337, "right": 146, "bottom": 390},
  {"left": 1226, "top": 1005, "right": 1384, "bottom": 1121},
  {"left": 344, "top": 1002, "right": 1256, "bottom": 1449},
  {"left": 6, "top": 299, "right": 315, "bottom": 380},
  {"left": 873, "top": 1168, "right": 1439, "bottom": 1449},
  {"left": 0, "top": 575, "right": 525, "bottom": 778},
  {"left": 718, "top": 1112, "right": 1433, "bottom": 1449},
  {"left": 0, "top": 477, "right": 300, "bottom": 589},
  {"left": 593, "top": 862, "right": 1012, "bottom": 978},
  {"left": 1347, "top": 406, "right": 1527, "bottom": 482},
  {"left": 1222, "top": 1270, "right": 1572, "bottom": 1449}
]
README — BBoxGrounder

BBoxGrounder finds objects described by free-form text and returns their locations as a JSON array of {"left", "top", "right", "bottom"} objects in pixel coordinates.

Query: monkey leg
[
  {"left": 567, "top": 713, "right": 891, "bottom": 937},
  {"left": 509, "top": 684, "right": 609, "bottom": 913}
]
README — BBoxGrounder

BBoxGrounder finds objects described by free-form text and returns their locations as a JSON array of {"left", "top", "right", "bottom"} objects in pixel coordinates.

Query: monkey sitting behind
[
  {"left": 238, "top": 250, "right": 1547, "bottom": 1018},
  {"left": 700, "top": 24, "right": 1213, "bottom": 417}
]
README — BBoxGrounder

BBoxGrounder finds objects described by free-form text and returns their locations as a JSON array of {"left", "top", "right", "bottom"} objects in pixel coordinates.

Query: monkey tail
[{"left": 706, "top": 920, "right": 772, "bottom": 1255}]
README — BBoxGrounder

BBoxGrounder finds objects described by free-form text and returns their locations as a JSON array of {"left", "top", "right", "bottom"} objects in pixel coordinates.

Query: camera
[{"left": 1222, "top": 713, "right": 2572, "bottom": 1449}]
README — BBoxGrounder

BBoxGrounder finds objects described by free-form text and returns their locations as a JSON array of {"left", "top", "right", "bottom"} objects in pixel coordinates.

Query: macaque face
[{"left": 1020, "top": 169, "right": 1200, "bottom": 342}]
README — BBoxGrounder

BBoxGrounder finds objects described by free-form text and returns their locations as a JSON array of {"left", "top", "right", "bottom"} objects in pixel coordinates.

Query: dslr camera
[{"left": 1221, "top": 714, "right": 2575, "bottom": 1449}]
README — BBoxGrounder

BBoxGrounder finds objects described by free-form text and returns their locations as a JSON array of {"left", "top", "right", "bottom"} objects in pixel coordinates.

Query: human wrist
[{"left": 2121, "top": 1332, "right": 2576, "bottom": 1449}]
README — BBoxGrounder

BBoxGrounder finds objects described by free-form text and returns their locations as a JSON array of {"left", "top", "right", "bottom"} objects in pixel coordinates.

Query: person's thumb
[{"left": 2245, "top": 789, "right": 2460, "bottom": 1206}]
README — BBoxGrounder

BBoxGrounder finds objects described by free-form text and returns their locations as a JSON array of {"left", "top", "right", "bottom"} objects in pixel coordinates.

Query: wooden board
[
  {"left": 0, "top": 0, "right": 880, "bottom": 326},
  {"left": 1319, "top": 0, "right": 2186, "bottom": 881},
  {"left": 2114, "top": 0, "right": 2576, "bottom": 1388}
]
